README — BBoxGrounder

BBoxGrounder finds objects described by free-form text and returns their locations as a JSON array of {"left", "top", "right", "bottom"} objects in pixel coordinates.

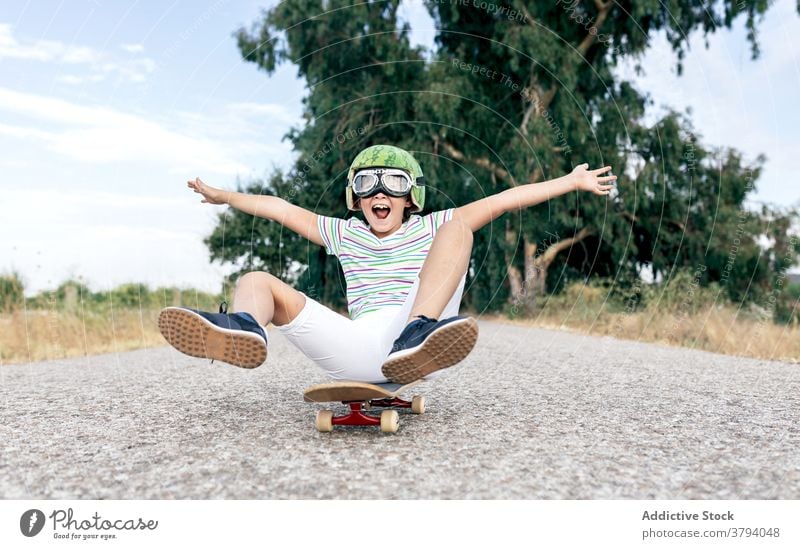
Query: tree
[
  {"left": 207, "top": 0, "right": 798, "bottom": 316},
  {"left": 420, "top": 0, "right": 797, "bottom": 311}
]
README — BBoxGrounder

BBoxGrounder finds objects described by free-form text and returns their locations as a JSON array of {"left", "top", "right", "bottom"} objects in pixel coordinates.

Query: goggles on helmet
[{"left": 350, "top": 168, "right": 413, "bottom": 198}]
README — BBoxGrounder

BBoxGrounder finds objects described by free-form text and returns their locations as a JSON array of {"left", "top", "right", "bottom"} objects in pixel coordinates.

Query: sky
[{"left": 1, "top": 0, "right": 798, "bottom": 296}]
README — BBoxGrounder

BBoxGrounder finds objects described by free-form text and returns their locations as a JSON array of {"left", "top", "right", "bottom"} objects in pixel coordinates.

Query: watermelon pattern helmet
[{"left": 346, "top": 145, "right": 425, "bottom": 212}]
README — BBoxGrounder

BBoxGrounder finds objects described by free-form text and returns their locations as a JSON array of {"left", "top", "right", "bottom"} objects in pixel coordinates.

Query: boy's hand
[
  {"left": 187, "top": 177, "right": 228, "bottom": 205},
  {"left": 571, "top": 163, "right": 617, "bottom": 195}
]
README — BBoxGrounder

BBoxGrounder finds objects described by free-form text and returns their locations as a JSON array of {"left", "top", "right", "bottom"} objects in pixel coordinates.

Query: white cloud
[
  {"left": 56, "top": 73, "right": 106, "bottom": 85},
  {"left": 0, "top": 23, "right": 58, "bottom": 61},
  {"left": 121, "top": 43, "right": 145, "bottom": 54},
  {"left": 0, "top": 121, "right": 54, "bottom": 141},
  {"left": 226, "top": 102, "right": 300, "bottom": 126},
  {"left": 0, "top": 23, "right": 155, "bottom": 84},
  {"left": 0, "top": 86, "right": 297, "bottom": 176}
]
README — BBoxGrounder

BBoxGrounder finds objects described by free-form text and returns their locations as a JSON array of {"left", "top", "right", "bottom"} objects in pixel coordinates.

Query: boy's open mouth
[{"left": 372, "top": 203, "right": 391, "bottom": 220}]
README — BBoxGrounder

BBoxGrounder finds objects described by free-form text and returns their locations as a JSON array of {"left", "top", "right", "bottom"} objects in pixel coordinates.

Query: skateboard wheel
[
  {"left": 315, "top": 410, "right": 334, "bottom": 432},
  {"left": 411, "top": 395, "right": 426, "bottom": 414},
  {"left": 380, "top": 410, "right": 399, "bottom": 433}
]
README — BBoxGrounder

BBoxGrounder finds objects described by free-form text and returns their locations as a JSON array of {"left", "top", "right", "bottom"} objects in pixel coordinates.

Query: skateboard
[{"left": 303, "top": 380, "right": 426, "bottom": 433}]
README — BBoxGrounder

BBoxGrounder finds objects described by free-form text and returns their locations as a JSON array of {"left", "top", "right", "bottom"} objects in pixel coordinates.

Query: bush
[
  {"left": 603, "top": 271, "right": 647, "bottom": 313},
  {"left": 544, "top": 268, "right": 731, "bottom": 318},
  {"left": 109, "top": 283, "right": 148, "bottom": 308},
  {"left": 0, "top": 271, "right": 25, "bottom": 312},
  {"left": 563, "top": 281, "right": 605, "bottom": 305},
  {"left": 643, "top": 267, "right": 724, "bottom": 314},
  {"left": 151, "top": 286, "right": 223, "bottom": 311},
  {"left": 23, "top": 281, "right": 223, "bottom": 312},
  {"left": 774, "top": 283, "right": 800, "bottom": 325}
]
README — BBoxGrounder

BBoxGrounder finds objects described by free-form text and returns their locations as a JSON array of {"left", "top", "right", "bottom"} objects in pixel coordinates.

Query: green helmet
[{"left": 346, "top": 144, "right": 425, "bottom": 213}]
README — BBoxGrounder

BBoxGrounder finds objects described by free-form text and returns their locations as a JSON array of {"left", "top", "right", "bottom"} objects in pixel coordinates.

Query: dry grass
[
  {"left": 0, "top": 308, "right": 165, "bottom": 365},
  {"left": 486, "top": 301, "right": 800, "bottom": 363},
  {"left": 3, "top": 299, "right": 799, "bottom": 365}
]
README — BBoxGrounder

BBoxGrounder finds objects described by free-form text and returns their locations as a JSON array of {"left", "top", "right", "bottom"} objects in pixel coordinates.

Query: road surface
[{"left": 1, "top": 320, "right": 798, "bottom": 498}]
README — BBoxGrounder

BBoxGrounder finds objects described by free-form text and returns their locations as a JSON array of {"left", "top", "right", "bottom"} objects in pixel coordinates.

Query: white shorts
[{"left": 276, "top": 275, "right": 466, "bottom": 383}]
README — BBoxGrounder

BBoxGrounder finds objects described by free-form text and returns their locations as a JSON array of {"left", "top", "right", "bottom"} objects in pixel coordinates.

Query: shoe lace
[
  {"left": 210, "top": 301, "right": 229, "bottom": 365},
  {"left": 413, "top": 314, "right": 437, "bottom": 322}
]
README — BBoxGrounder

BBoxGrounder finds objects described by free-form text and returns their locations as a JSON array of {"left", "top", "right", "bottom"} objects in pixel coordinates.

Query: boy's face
[{"left": 357, "top": 192, "right": 412, "bottom": 238}]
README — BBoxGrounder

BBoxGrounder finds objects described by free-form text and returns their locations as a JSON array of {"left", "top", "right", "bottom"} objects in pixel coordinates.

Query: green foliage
[
  {"left": 601, "top": 270, "right": 646, "bottom": 313},
  {"left": 543, "top": 268, "right": 731, "bottom": 319},
  {"left": 203, "top": 173, "right": 331, "bottom": 303},
  {"left": 642, "top": 267, "right": 725, "bottom": 314},
  {"left": 0, "top": 271, "right": 25, "bottom": 313},
  {"left": 464, "top": 217, "right": 511, "bottom": 312},
  {"left": 773, "top": 282, "right": 800, "bottom": 325},
  {"left": 422, "top": 1, "right": 796, "bottom": 312},
  {"left": 215, "top": 0, "right": 799, "bottom": 321},
  {"left": 21, "top": 281, "right": 222, "bottom": 313}
]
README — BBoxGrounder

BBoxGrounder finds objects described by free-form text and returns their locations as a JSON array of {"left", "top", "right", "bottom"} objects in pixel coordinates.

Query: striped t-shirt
[{"left": 317, "top": 209, "right": 455, "bottom": 319}]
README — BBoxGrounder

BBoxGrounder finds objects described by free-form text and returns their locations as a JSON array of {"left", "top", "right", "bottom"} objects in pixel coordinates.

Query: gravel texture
[{"left": 1, "top": 320, "right": 798, "bottom": 499}]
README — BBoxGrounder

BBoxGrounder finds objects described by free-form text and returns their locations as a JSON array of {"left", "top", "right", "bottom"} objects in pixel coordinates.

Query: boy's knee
[{"left": 236, "top": 271, "right": 275, "bottom": 290}]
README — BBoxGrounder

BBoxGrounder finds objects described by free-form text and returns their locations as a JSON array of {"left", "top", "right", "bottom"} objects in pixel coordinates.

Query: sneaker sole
[
  {"left": 381, "top": 317, "right": 478, "bottom": 384},
  {"left": 158, "top": 307, "right": 267, "bottom": 369}
]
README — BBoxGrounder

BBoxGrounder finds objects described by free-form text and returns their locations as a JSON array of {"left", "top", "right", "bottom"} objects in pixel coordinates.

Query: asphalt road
[{"left": 2, "top": 320, "right": 798, "bottom": 499}]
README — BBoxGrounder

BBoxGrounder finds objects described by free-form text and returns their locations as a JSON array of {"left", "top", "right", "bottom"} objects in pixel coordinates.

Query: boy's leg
[
  {"left": 382, "top": 219, "right": 479, "bottom": 384},
  {"left": 276, "top": 297, "right": 393, "bottom": 383},
  {"left": 159, "top": 271, "right": 305, "bottom": 368},
  {"left": 231, "top": 271, "right": 306, "bottom": 326},
  {"left": 406, "top": 218, "right": 473, "bottom": 324}
]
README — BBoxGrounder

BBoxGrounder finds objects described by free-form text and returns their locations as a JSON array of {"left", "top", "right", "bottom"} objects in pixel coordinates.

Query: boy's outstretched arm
[
  {"left": 187, "top": 177, "right": 324, "bottom": 246},
  {"left": 452, "top": 163, "right": 617, "bottom": 232}
]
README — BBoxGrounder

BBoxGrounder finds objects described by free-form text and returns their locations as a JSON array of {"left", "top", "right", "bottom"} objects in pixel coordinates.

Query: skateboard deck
[{"left": 303, "top": 380, "right": 425, "bottom": 433}]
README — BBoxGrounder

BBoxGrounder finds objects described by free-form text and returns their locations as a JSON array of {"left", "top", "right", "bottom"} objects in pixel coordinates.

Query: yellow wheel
[
  {"left": 315, "top": 410, "right": 334, "bottom": 432},
  {"left": 380, "top": 410, "right": 399, "bottom": 433},
  {"left": 411, "top": 396, "right": 426, "bottom": 414}
]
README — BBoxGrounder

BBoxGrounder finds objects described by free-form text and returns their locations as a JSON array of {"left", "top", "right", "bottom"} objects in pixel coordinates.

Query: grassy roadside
[
  {"left": 3, "top": 302, "right": 798, "bottom": 365},
  {"left": 484, "top": 287, "right": 800, "bottom": 363},
  {"left": 0, "top": 309, "right": 166, "bottom": 364},
  {"left": 0, "top": 276, "right": 226, "bottom": 365}
]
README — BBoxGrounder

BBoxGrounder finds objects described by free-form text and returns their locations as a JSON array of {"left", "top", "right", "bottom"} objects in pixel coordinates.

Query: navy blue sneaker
[
  {"left": 158, "top": 303, "right": 267, "bottom": 368},
  {"left": 381, "top": 315, "right": 478, "bottom": 384}
]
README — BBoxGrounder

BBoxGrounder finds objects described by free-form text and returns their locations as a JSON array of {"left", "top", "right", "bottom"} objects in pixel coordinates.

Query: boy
[{"left": 159, "top": 145, "right": 616, "bottom": 383}]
